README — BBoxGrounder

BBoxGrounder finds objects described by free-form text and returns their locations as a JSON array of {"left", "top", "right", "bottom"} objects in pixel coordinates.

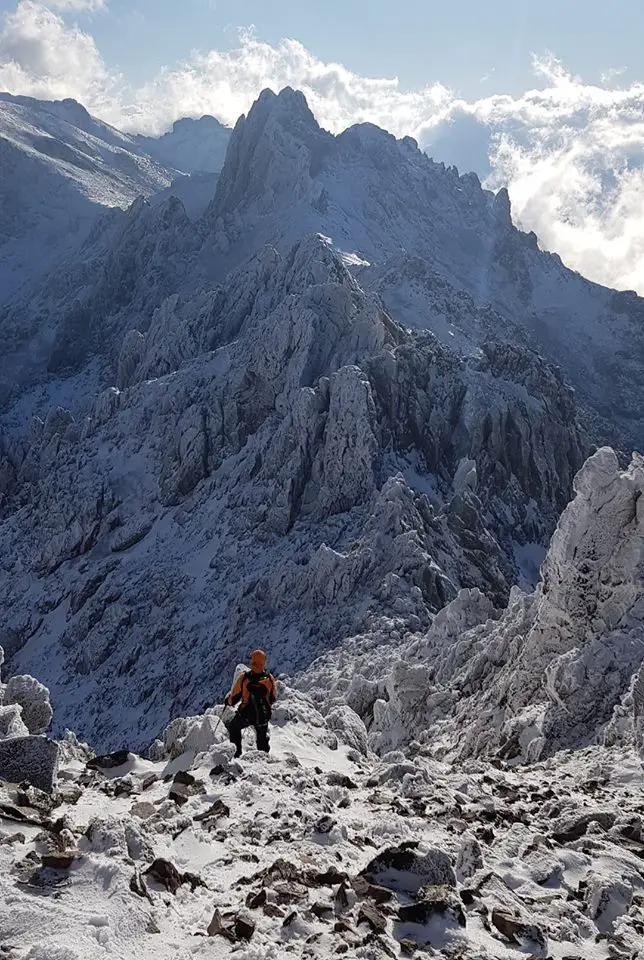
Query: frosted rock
[
  {"left": 452, "top": 457, "right": 477, "bottom": 496},
  {"left": 0, "top": 735, "right": 59, "bottom": 792},
  {"left": 117, "top": 330, "right": 146, "bottom": 390},
  {"left": 363, "top": 449, "right": 644, "bottom": 760},
  {"left": 361, "top": 843, "right": 455, "bottom": 894},
  {"left": 3, "top": 675, "right": 53, "bottom": 735},
  {"left": 584, "top": 873, "right": 633, "bottom": 932},
  {"left": 156, "top": 711, "right": 229, "bottom": 760},
  {"left": 0, "top": 703, "right": 29, "bottom": 739},
  {"left": 325, "top": 705, "right": 369, "bottom": 756}
]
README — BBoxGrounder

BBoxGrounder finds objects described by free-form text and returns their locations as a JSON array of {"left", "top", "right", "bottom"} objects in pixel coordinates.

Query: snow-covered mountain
[
  {"left": 1, "top": 86, "right": 643, "bottom": 960},
  {"left": 0, "top": 93, "right": 176, "bottom": 304},
  {"left": 135, "top": 115, "right": 231, "bottom": 175},
  {"left": 0, "top": 87, "right": 641, "bottom": 753}
]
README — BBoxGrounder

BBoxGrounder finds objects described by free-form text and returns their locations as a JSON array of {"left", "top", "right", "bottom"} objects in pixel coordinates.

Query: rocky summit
[{"left": 0, "top": 87, "right": 643, "bottom": 960}]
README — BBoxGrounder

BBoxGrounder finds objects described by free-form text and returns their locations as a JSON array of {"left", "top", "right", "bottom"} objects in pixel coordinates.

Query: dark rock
[
  {"left": 56, "top": 782, "right": 83, "bottom": 804},
  {"left": 361, "top": 843, "right": 455, "bottom": 894},
  {"left": 17, "top": 782, "right": 55, "bottom": 814},
  {"left": 130, "top": 867, "right": 150, "bottom": 899},
  {"left": 207, "top": 909, "right": 236, "bottom": 941},
  {"left": 0, "top": 832, "right": 25, "bottom": 845},
  {"left": 399, "top": 938, "right": 418, "bottom": 956},
  {"left": 311, "top": 901, "right": 334, "bottom": 920},
  {"left": 327, "top": 772, "right": 358, "bottom": 789},
  {"left": 41, "top": 852, "right": 77, "bottom": 870},
  {"left": 311, "top": 866, "right": 348, "bottom": 885},
  {"left": 263, "top": 902, "right": 286, "bottom": 919},
  {"left": 194, "top": 799, "right": 230, "bottom": 822},
  {"left": 234, "top": 916, "right": 255, "bottom": 941},
  {"left": 0, "top": 802, "right": 42, "bottom": 825},
  {"left": 351, "top": 876, "right": 394, "bottom": 903},
  {"left": 246, "top": 888, "right": 267, "bottom": 909},
  {"left": 86, "top": 750, "right": 130, "bottom": 770},
  {"left": 272, "top": 880, "right": 310, "bottom": 904},
  {"left": 552, "top": 808, "right": 617, "bottom": 844},
  {"left": 491, "top": 907, "right": 547, "bottom": 949},
  {"left": 141, "top": 773, "right": 158, "bottom": 791},
  {"left": 173, "top": 770, "right": 195, "bottom": 786},
  {"left": 282, "top": 910, "right": 298, "bottom": 927},
  {"left": 182, "top": 871, "right": 206, "bottom": 892},
  {"left": 358, "top": 902, "right": 387, "bottom": 933},
  {"left": 334, "top": 881, "right": 350, "bottom": 915},
  {"left": 315, "top": 814, "right": 336, "bottom": 834},
  {"left": 398, "top": 885, "right": 466, "bottom": 928},
  {"left": 169, "top": 785, "right": 189, "bottom": 806},
  {"left": 145, "top": 857, "right": 183, "bottom": 894},
  {"left": 0, "top": 737, "right": 59, "bottom": 793}
]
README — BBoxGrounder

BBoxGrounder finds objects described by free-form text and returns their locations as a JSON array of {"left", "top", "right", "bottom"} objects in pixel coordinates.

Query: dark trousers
[{"left": 227, "top": 706, "right": 270, "bottom": 757}]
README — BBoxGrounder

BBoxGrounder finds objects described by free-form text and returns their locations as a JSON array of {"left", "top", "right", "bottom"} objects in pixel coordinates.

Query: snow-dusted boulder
[
  {"left": 0, "top": 735, "right": 59, "bottom": 792},
  {"left": 325, "top": 705, "right": 369, "bottom": 756},
  {"left": 0, "top": 703, "right": 29, "bottom": 739},
  {"left": 3, "top": 675, "right": 53, "bottom": 735},
  {"left": 150, "top": 710, "right": 229, "bottom": 760}
]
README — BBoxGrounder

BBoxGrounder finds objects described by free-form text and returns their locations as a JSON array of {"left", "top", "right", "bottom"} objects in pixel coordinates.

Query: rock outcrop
[
  {"left": 0, "top": 645, "right": 58, "bottom": 791},
  {"left": 344, "top": 448, "right": 643, "bottom": 760}
]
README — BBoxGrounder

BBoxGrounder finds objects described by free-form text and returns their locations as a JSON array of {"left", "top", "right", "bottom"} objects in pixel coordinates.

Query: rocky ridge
[
  {"left": 301, "top": 447, "right": 644, "bottom": 766},
  {"left": 0, "top": 233, "right": 584, "bottom": 749}
]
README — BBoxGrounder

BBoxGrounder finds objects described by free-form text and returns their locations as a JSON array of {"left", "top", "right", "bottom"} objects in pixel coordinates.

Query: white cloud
[
  {"left": 0, "top": 1, "right": 118, "bottom": 112},
  {"left": 1, "top": 6, "right": 644, "bottom": 293}
]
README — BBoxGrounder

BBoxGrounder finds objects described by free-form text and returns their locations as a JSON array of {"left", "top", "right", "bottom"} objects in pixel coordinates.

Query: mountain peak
[{"left": 210, "top": 87, "right": 330, "bottom": 220}]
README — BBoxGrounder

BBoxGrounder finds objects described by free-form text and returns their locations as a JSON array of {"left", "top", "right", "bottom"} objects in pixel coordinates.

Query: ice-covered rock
[
  {"left": 3, "top": 675, "right": 53, "bottom": 735},
  {"left": 361, "top": 448, "right": 644, "bottom": 760},
  {"left": 0, "top": 703, "right": 29, "bottom": 739},
  {"left": 325, "top": 705, "right": 369, "bottom": 756}
]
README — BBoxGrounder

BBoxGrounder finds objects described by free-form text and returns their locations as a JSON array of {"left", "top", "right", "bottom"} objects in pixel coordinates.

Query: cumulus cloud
[
  {"left": 423, "top": 56, "right": 644, "bottom": 292},
  {"left": 127, "top": 31, "right": 452, "bottom": 136},
  {"left": 0, "top": 1, "right": 118, "bottom": 112},
  {"left": 1, "top": 4, "right": 644, "bottom": 293}
]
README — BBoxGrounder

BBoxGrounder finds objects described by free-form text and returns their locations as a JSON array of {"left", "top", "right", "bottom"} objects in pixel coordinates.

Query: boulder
[
  {"left": 0, "top": 703, "right": 29, "bottom": 739},
  {"left": 3, "top": 675, "right": 53, "bottom": 735},
  {"left": 0, "top": 736, "right": 59, "bottom": 793},
  {"left": 326, "top": 705, "right": 369, "bottom": 756},
  {"left": 361, "top": 843, "right": 455, "bottom": 895}
]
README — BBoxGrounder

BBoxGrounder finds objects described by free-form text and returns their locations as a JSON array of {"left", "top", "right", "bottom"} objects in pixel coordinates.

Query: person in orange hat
[{"left": 225, "top": 650, "right": 277, "bottom": 757}]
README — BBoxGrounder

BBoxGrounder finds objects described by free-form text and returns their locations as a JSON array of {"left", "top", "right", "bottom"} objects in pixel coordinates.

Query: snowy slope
[
  {"left": 0, "top": 93, "right": 173, "bottom": 304},
  {"left": 1, "top": 683, "right": 644, "bottom": 960},
  {"left": 135, "top": 115, "right": 231, "bottom": 175}
]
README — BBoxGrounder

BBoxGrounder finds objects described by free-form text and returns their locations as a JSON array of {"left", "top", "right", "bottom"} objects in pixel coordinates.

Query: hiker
[{"left": 224, "top": 650, "right": 277, "bottom": 758}]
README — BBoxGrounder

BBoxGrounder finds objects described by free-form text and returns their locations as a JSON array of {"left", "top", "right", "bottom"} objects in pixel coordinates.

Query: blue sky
[{"left": 6, "top": 0, "right": 640, "bottom": 100}]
